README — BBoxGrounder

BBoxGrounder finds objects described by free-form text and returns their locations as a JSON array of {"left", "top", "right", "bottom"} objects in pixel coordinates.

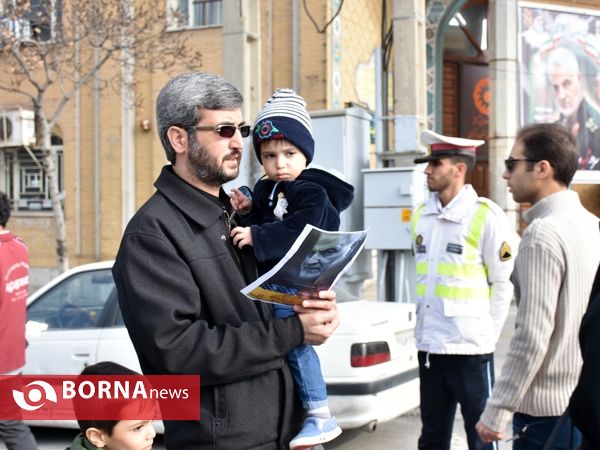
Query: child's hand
[
  {"left": 230, "top": 187, "right": 252, "bottom": 214},
  {"left": 231, "top": 226, "right": 253, "bottom": 248}
]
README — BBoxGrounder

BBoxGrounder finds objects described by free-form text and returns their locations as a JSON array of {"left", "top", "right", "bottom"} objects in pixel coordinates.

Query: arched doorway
[{"left": 441, "top": 0, "right": 490, "bottom": 197}]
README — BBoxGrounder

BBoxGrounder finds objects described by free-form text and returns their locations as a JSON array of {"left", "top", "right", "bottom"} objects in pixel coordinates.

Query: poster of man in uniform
[{"left": 518, "top": 2, "right": 600, "bottom": 179}]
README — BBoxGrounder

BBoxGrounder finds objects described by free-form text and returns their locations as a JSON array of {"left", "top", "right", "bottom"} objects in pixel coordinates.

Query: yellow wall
[
  {"left": 257, "top": 1, "right": 383, "bottom": 110},
  {"left": 337, "top": 0, "right": 383, "bottom": 111},
  {"left": 258, "top": 0, "right": 329, "bottom": 110},
  {"left": 7, "top": 0, "right": 596, "bottom": 272},
  {"left": 3, "top": 23, "right": 225, "bottom": 269}
]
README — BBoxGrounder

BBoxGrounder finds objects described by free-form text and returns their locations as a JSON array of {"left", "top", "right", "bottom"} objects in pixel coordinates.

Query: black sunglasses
[
  {"left": 504, "top": 157, "right": 542, "bottom": 173},
  {"left": 189, "top": 124, "right": 251, "bottom": 138}
]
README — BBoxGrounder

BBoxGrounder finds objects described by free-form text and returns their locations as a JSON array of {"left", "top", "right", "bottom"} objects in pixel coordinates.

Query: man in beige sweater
[{"left": 476, "top": 123, "right": 600, "bottom": 448}]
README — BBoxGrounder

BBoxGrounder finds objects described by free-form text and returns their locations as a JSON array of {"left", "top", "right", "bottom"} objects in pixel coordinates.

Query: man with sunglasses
[
  {"left": 112, "top": 72, "right": 339, "bottom": 450},
  {"left": 411, "top": 130, "right": 517, "bottom": 450},
  {"left": 476, "top": 123, "right": 600, "bottom": 449}
]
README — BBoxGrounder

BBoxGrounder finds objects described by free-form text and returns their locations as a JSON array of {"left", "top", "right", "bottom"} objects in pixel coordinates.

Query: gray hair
[
  {"left": 546, "top": 46, "right": 580, "bottom": 75},
  {"left": 156, "top": 72, "right": 244, "bottom": 163}
]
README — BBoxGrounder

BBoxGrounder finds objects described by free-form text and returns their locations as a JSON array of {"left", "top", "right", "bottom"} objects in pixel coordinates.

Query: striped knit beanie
[{"left": 252, "top": 88, "right": 314, "bottom": 164}]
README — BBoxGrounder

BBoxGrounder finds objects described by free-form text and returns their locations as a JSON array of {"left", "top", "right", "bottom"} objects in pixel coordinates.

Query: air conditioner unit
[{"left": 0, "top": 108, "right": 36, "bottom": 148}]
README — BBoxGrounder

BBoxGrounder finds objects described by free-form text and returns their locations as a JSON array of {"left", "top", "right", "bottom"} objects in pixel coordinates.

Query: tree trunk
[{"left": 37, "top": 111, "right": 69, "bottom": 272}]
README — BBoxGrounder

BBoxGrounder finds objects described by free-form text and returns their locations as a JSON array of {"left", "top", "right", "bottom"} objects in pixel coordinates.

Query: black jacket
[
  {"left": 559, "top": 98, "right": 600, "bottom": 170},
  {"left": 569, "top": 261, "right": 600, "bottom": 450},
  {"left": 113, "top": 166, "right": 304, "bottom": 449},
  {"left": 239, "top": 168, "right": 354, "bottom": 275}
]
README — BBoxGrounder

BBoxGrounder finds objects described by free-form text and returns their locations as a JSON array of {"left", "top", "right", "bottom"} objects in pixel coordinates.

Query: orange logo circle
[{"left": 472, "top": 77, "right": 491, "bottom": 116}]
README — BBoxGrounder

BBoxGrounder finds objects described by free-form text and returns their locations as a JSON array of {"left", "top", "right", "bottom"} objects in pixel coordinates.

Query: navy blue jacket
[{"left": 238, "top": 168, "right": 354, "bottom": 275}]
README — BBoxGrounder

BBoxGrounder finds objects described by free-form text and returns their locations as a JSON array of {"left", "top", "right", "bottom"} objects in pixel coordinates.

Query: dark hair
[
  {"left": 450, "top": 154, "right": 475, "bottom": 176},
  {"left": 0, "top": 191, "right": 11, "bottom": 227},
  {"left": 516, "top": 123, "right": 578, "bottom": 186},
  {"left": 75, "top": 361, "right": 141, "bottom": 436}
]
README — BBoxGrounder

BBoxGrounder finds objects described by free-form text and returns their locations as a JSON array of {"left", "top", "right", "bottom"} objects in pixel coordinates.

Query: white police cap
[{"left": 415, "top": 130, "right": 485, "bottom": 164}]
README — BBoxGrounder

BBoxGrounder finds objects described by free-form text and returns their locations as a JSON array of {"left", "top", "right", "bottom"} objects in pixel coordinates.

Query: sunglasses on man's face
[
  {"left": 189, "top": 124, "right": 251, "bottom": 138},
  {"left": 504, "top": 157, "right": 542, "bottom": 173}
]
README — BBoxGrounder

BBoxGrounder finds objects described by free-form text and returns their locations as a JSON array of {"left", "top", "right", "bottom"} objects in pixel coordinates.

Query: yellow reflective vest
[{"left": 411, "top": 185, "right": 517, "bottom": 355}]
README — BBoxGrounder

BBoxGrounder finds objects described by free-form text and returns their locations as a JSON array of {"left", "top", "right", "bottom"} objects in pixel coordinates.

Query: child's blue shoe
[{"left": 289, "top": 416, "right": 342, "bottom": 450}]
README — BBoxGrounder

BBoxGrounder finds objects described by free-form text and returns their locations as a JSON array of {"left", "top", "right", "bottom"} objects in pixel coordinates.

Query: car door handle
[{"left": 73, "top": 352, "right": 90, "bottom": 358}]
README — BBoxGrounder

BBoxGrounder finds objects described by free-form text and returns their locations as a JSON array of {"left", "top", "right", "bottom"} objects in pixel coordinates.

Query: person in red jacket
[{"left": 0, "top": 191, "right": 37, "bottom": 449}]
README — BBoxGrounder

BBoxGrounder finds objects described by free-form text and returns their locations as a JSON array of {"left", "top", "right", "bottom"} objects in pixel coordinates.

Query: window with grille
[
  {"left": 1, "top": 143, "right": 63, "bottom": 212},
  {"left": 168, "top": 0, "right": 222, "bottom": 29},
  {"left": 0, "top": 0, "right": 61, "bottom": 42}
]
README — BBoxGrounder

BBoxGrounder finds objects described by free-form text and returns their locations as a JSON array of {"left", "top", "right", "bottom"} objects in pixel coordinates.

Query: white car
[{"left": 23, "top": 261, "right": 419, "bottom": 431}]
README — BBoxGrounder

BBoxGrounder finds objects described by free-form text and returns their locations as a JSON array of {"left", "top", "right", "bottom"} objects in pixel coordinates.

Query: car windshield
[{"left": 27, "top": 269, "right": 115, "bottom": 330}]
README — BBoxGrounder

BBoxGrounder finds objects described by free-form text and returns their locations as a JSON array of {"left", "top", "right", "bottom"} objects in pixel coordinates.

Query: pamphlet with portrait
[{"left": 241, "top": 225, "right": 367, "bottom": 305}]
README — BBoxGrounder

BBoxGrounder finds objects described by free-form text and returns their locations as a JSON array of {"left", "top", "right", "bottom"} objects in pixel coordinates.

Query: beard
[
  {"left": 186, "top": 135, "right": 240, "bottom": 187},
  {"left": 427, "top": 177, "right": 449, "bottom": 193}
]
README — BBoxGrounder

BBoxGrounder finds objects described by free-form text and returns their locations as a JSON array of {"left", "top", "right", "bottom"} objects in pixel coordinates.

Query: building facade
[{"left": 0, "top": 0, "right": 598, "bottom": 284}]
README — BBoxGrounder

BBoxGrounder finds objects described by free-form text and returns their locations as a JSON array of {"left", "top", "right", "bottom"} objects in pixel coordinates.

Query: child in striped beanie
[
  {"left": 251, "top": 88, "right": 315, "bottom": 165},
  {"left": 229, "top": 88, "right": 354, "bottom": 449}
]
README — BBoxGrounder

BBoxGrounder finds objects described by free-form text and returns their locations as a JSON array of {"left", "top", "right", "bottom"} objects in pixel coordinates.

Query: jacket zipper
[
  {"left": 222, "top": 210, "right": 244, "bottom": 271},
  {"left": 223, "top": 210, "right": 268, "bottom": 323}
]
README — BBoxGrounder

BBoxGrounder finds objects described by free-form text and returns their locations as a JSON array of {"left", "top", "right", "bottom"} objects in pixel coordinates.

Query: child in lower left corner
[
  {"left": 66, "top": 361, "right": 156, "bottom": 450},
  {"left": 229, "top": 88, "right": 354, "bottom": 450}
]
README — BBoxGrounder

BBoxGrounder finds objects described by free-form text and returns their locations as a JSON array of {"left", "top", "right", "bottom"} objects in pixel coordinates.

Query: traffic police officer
[{"left": 411, "top": 130, "right": 517, "bottom": 450}]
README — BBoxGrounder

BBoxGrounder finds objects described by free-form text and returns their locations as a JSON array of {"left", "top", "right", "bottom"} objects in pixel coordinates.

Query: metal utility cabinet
[
  {"left": 363, "top": 167, "right": 427, "bottom": 302},
  {"left": 311, "top": 107, "right": 373, "bottom": 298}
]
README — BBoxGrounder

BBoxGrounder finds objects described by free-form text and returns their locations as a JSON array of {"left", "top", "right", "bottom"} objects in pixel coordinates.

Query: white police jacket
[{"left": 411, "top": 185, "right": 516, "bottom": 355}]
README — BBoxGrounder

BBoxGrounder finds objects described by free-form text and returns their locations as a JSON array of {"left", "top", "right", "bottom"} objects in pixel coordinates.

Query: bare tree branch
[
  {"left": 0, "top": 82, "right": 34, "bottom": 100},
  {"left": 7, "top": 43, "right": 43, "bottom": 92},
  {"left": 0, "top": 0, "right": 203, "bottom": 271}
]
